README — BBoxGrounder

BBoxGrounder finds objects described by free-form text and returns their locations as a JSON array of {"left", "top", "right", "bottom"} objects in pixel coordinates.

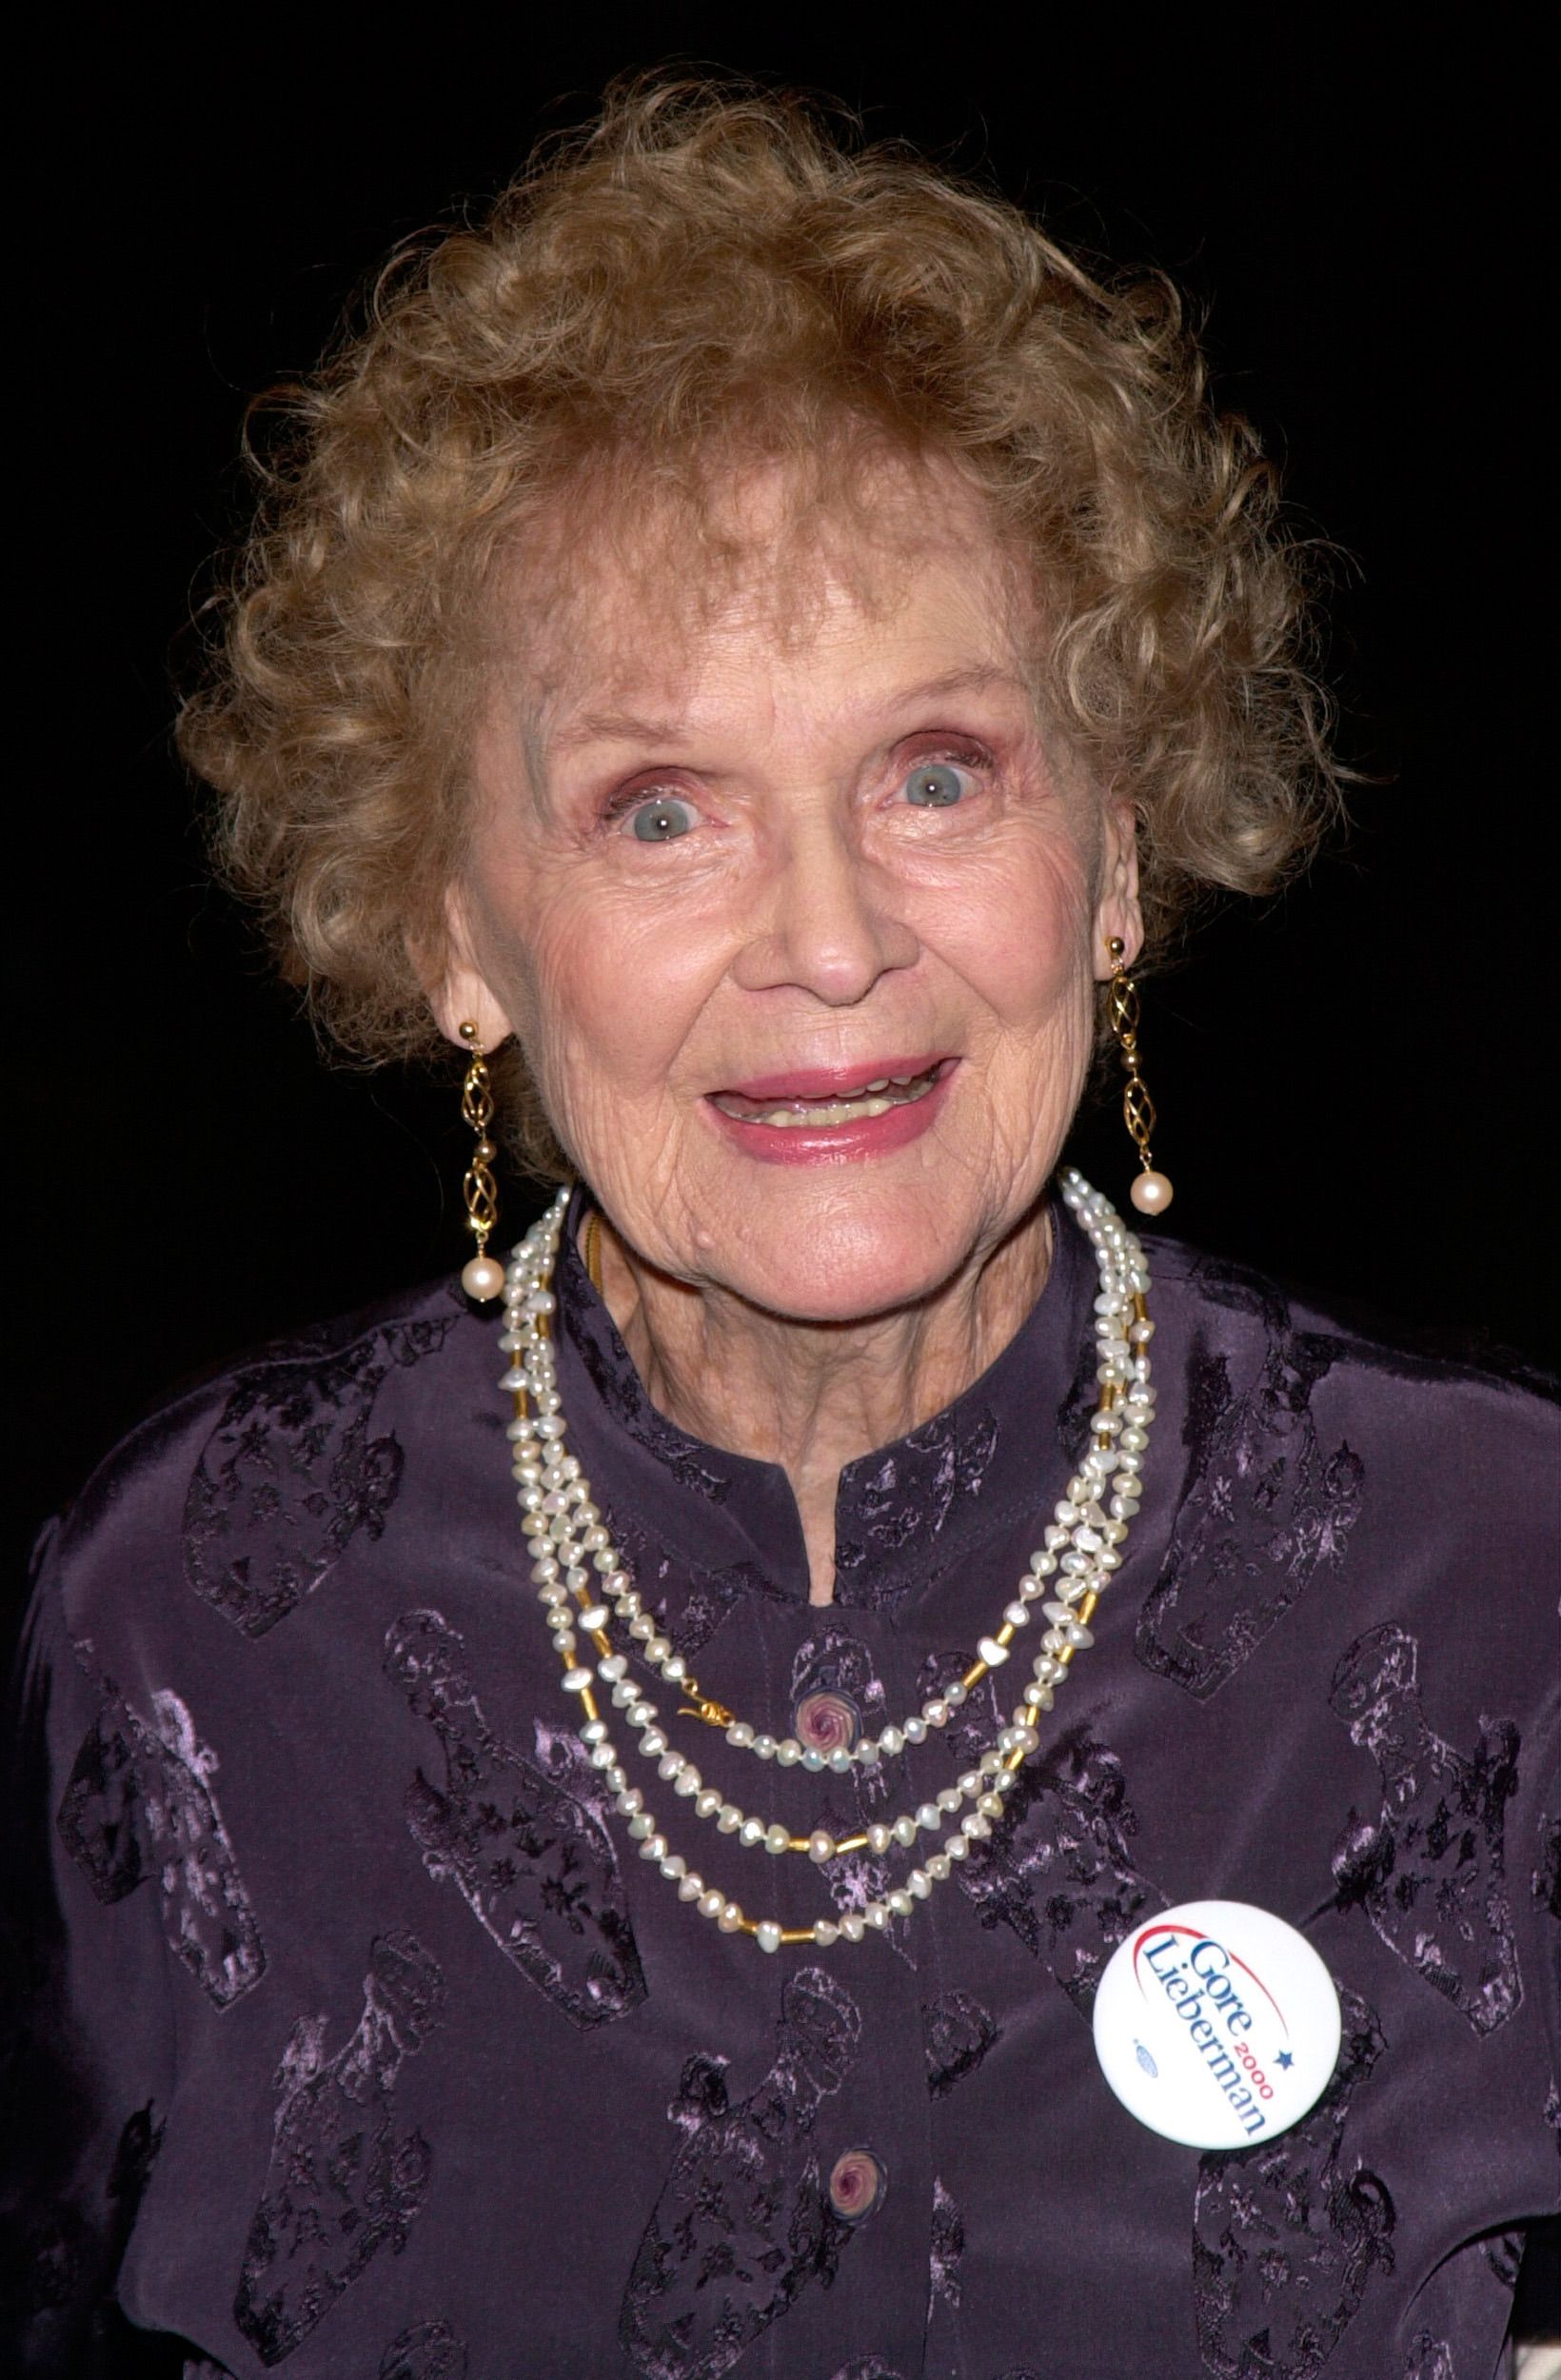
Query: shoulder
[
  {"left": 1141, "top": 1229, "right": 1554, "bottom": 1625},
  {"left": 1136, "top": 1232, "right": 1556, "bottom": 1705},
  {"left": 1147, "top": 1229, "right": 1556, "bottom": 1447},
  {"left": 45, "top": 1275, "right": 483, "bottom": 1656}
]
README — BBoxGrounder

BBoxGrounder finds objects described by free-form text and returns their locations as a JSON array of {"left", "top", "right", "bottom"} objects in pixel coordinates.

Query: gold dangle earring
[
  {"left": 1106, "top": 939, "right": 1175, "bottom": 1216},
  {"left": 458, "top": 1023, "right": 505, "bottom": 1300}
]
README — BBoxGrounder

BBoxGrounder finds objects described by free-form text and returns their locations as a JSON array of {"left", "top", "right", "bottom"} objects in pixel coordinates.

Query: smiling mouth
[{"left": 710, "top": 1059, "right": 951, "bottom": 1129}]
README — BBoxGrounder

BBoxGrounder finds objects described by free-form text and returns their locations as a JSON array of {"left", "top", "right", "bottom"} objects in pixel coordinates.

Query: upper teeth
[
  {"left": 715, "top": 1063, "right": 940, "bottom": 1128},
  {"left": 758, "top": 1097, "right": 899, "bottom": 1127}
]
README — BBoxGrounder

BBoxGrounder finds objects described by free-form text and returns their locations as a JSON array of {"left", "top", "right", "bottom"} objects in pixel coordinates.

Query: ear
[
  {"left": 1093, "top": 798, "right": 1143, "bottom": 978},
  {"left": 419, "top": 883, "right": 514, "bottom": 1056}
]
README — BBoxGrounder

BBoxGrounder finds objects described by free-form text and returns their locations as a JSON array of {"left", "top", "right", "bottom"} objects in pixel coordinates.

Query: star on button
[{"left": 1275, "top": 2050, "right": 1294, "bottom": 2070}]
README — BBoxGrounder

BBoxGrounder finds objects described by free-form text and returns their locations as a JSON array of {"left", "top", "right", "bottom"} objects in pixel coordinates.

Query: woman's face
[{"left": 442, "top": 465, "right": 1139, "bottom": 1323}]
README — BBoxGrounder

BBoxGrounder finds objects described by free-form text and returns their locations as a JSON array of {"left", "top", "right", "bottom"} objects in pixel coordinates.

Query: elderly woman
[{"left": 8, "top": 82, "right": 1555, "bottom": 2380}]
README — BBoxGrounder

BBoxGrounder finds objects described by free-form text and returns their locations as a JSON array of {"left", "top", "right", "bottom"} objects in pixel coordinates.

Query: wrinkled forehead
[{"left": 485, "top": 445, "right": 1036, "bottom": 737}]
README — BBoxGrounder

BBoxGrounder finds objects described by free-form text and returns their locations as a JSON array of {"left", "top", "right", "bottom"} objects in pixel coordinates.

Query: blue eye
[
  {"left": 903, "top": 761, "right": 967, "bottom": 807},
  {"left": 624, "top": 794, "right": 697, "bottom": 843}
]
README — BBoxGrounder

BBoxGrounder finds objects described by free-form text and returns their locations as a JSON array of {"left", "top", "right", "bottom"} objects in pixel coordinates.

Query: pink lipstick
[{"left": 704, "top": 1056, "right": 956, "bottom": 1165}]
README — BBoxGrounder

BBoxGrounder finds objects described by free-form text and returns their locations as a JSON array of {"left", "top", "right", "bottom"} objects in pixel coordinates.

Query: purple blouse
[{"left": 6, "top": 1193, "right": 1558, "bottom": 2379}]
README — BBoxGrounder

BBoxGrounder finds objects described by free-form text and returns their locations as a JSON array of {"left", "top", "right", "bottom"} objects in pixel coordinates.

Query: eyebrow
[
  {"left": 548, "top": 665, "right": 1026, "bottom": 757},
  {"left": 552, "top": 709, "right": 691, "bottom": 753}
]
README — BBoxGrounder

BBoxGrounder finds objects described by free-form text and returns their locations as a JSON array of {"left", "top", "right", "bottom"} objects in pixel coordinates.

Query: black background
[
  {"left": 12, "top": 6, "right": 1557, "bottom": 2345},
  {"left": 17, "top": 18, "right": 1553, "bottom": 1558}
]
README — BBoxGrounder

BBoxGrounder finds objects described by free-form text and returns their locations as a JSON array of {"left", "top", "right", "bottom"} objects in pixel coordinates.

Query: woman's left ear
[{"left": 1094, "top": 801, "right": 1143, "bottom": 977}]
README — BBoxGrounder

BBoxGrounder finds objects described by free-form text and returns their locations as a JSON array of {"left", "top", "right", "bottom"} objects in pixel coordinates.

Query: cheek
[
  {"left": 511, "top": 885, "right": 725, "bottom": 1121},
  {"left": 925, "top": 837, "right": 1099, "bottom": 1038}
]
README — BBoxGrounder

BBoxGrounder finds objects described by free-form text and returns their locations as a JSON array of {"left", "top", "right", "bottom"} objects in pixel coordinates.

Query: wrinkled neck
[{"left": 597, "top": 1201, "right": 1054, "bottom": 1603}]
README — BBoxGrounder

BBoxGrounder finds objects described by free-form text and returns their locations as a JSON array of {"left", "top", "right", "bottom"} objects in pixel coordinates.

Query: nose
[{"left": 730, "top": 809, "right": 919, "bottom": 1005}]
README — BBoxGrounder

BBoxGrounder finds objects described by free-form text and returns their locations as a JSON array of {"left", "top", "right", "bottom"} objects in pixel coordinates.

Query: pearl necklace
[{"left": 495, "top": 1171, "right": 1156, "bottom": 1952}]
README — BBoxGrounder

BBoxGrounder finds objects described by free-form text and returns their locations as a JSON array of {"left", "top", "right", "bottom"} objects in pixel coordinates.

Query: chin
[{"left": 719, "top": 1209, "right": 979, "bottom": 1326}]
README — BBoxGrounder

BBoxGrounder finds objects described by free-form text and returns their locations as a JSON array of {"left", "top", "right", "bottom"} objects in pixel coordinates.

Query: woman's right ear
[{"left": 417, "top": 887, "right": 513, "bottom": 1055}]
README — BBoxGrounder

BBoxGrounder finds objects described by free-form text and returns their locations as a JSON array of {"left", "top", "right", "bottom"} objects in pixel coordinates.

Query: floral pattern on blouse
[{"left": 8, "top": 1198, "right": 1556, "bottom": 2378}]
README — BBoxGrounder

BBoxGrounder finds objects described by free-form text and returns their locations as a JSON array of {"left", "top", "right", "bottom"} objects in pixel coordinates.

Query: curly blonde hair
[{"left": 180, "top": 75, "right": 1338, "bottom": 1175}]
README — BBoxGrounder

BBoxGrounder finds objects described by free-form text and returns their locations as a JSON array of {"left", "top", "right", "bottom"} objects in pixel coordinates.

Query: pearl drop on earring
[
  {"left": 462, "top": 1253, "right": 506, "bottom": 1300},
  {"left": 1130, "top": 1170, "right": 1174, "bottom": 1216}
]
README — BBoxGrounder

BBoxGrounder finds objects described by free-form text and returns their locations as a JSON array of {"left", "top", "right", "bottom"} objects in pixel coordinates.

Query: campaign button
[{"left": 1093, "top": 1898, "right": 1342, "bottom": 2151}]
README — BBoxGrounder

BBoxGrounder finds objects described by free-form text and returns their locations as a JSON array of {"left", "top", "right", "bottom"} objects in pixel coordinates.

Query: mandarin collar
[{"left": 550, "top": 1185, "right": 1100, "bottom": 1613}]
